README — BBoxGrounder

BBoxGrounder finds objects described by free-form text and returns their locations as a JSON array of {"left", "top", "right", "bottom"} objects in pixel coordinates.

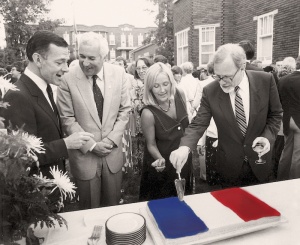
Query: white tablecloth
[{"left": 34, "top": 179, "right": 300, "bottom": 245}]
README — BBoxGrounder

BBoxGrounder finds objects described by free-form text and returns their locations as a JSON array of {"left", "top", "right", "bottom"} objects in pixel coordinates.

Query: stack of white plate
[{"left": 105, "top": 212, "right": 146, "bottom": 245}]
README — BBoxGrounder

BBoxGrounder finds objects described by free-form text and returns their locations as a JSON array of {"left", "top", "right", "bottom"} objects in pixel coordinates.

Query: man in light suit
[
  {"left": 170, "top": 43, "right": 282, "bottom": 187},
  {"left": 3, "top": 31, "right": 93, "bottom": 178},
  {"left": 57, "top": 32, "right": 131, "bottom": 209}
]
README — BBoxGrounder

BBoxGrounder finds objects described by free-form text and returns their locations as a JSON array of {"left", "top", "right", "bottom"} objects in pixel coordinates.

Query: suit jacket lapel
[
  {"left": 21, "top": 74, "right": 61, "bottom": 133},
  {"left": 102, "top": 63, "right": 113, "bottom": 126},
  {"left": 75, "top": 69, "right": 102, "bottom": 129},
  {"left": 245, "top": 71, "right": 260, "bottom": 137}
]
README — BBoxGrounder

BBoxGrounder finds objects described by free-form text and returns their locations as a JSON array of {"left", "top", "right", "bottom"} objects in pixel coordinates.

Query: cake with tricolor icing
[{"left": 143, "top": 188, "right": 282, "bottom": 245}]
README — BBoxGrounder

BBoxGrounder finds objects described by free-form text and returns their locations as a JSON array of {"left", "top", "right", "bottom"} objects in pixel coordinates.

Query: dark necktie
[
  {"left": 235, "top": 86, "right": 247, "bottom": 137},
  {"left": 92, "top": 75, "right": 104, "bottom": 122},
  {"left": 46, "top": 84, "right": 62, "bottom": 132}
]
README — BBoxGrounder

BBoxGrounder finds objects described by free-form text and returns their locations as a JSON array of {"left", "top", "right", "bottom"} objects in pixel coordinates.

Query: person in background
[
  {"left": 2, "top": 31, "right": 93, "bottom": 179},
  {"left": 251, "top": 60, "right": 263, "bottom": 69},
  {"left": 57, "top": 32, "right": 131, "bottom": 209},
  {"left": 139, "top": 62, "right": 192, "bottom": 201},
  {"left": 178, "top": 62, "right": 201, "bottom": 121},
  {"left": 277, "top": 56, "right": 300, "bottom": 180},
  {"left": 11, "top": 61, "right": 27, "bottom": 81},
  {"left": 154, "top": 54, "right": 168, "bottom": 64},
  {"left": 171, "top": 65, "right": 182, "bottom": 84},
  {"left": 238, "top": 40, "right": 263, "bottom": 71},
  {"left": 131, "top": 57, "right": 153, "bottom": 173},
  {"left": 170, "top": 43, "right": 282, "bottom": 188},
  {"left": 196, "top": 62, "right": 220, "bottom": 186},
  {"left": 113, "top": 56, "right": 133, "bottom": 171}
]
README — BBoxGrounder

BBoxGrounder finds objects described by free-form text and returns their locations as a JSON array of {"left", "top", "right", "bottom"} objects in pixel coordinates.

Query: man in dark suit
[
  {"left": 170, "top": 43, "right": 282, "bottom": 187},
  {"left": 239, "top": 40, "right": 264, "bottom": 71},
  {"left": 2, "top": 31, "right": 93, "bottom": 178},
  {"left": 277, "top": 56, "right": 300, "bottom": 180}
]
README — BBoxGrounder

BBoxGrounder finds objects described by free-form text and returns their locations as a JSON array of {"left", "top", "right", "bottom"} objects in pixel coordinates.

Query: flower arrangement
[{"left": 0, "top": 77, "right": 76, "bottom": 244}]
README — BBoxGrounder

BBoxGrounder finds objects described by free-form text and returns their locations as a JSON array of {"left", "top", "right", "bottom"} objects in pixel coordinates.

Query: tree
[
  {"left": 147, "top": 0, "right": 174, "bottom": 65},
  {"left": 0, "top": 0, "right": 62, "bottom": 63}
]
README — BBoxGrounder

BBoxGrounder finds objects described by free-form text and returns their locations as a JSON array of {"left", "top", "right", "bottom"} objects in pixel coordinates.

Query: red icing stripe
[{"left": 211, "top": 188, "right": 280, "bottom": 222}]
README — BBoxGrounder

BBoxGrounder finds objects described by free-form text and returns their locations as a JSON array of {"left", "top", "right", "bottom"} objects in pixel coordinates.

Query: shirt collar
[
  {"left": 24, "top": 67, "right": 48, "bottom": 93},
  {"left": 237, "top": 71, "right": 249, "bottom": 92},
  {"left": 89, "top": 67, "right": 104, "bottom": 81}
]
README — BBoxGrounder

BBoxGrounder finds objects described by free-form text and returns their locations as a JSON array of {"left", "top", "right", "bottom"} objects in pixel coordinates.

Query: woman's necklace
[{"left": 158, "top": 100, "right": 171, "bottom": 112}]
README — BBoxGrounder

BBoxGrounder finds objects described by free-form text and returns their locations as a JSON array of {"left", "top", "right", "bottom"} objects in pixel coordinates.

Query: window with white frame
[
  {"left": 121, "top": 33, "right": 126, "bottom": 47},
  {"left": 110, "top": 48, "right": 116, "bottom": 60},
  {"left": 138, "top": 34, "right": 144, "bottom": 46},
  {"left": 256, "top": 11, "right": 277, "bottom": 64},
  {"left": 198, "top": 26, "right": 215, "bottom": 66},
  {"left": 109, "top": 33, "right": 115, "bottom": 45},
  {"left": 176, "top": 28, "right": 189, "bottom": 65},
  {"left": 128, "top": 33, "right": 133, "bottom": 47}
]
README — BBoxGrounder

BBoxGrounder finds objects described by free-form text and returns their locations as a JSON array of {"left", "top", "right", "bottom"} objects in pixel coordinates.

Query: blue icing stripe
[{"left": 148, "top": 197, "right": 209, "bottom": 239}]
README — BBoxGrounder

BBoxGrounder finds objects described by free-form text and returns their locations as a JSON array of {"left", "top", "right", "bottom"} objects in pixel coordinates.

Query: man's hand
[
  {"left": 252, "top": 137, "right": 270, "bottom": 157},
  {"left": 92, "top": 141, "right": 113, "bottom": 157},
  {"left": 64, "top": 132, "right": 94, "bottom": 149},
  {"left": 169, "top": 146, "right": 190, "bottom": 173},
  {"left": 102, "top": 137, "right": 115, "bottom": 148}
]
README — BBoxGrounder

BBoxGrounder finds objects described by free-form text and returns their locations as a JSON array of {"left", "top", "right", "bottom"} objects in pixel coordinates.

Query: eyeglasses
[
  {"left": 136, "top": 66, "right": 148, "bottom": 72},
  {"left": 212, "top": 68, "right": 240, "bottom": 82}
]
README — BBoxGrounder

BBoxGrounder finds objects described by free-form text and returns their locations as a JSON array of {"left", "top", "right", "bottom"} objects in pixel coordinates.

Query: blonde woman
[{"left": 139, "top": 62, "right": 192, "bottom": 201}]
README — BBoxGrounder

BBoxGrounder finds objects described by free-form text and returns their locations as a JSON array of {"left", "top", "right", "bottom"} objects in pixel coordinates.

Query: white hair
[
  {"left": 78, "top": 32, "right": 109, "bottom": 58},
  {"left": 282, "top": 57, "right": 296, "bottom": 69},
  {"left": 180, "top": 62, "right": 194, "bottom": 74}
]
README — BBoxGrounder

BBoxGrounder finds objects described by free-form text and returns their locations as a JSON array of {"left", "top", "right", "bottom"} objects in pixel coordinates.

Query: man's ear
[
  {"left": 241, "top": 62, "right": 246, "bottom": 71},
  {"left": 32, "top": 53, "right": 43, "bottom": 67}
]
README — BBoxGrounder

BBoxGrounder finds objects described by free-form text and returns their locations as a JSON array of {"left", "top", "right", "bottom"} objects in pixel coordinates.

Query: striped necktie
[
  {"left": 235, "top": 86, "right": 247, "bottom": 137},
  {"left": 92, "top": 75, "right": 104, "bottom": 123}
]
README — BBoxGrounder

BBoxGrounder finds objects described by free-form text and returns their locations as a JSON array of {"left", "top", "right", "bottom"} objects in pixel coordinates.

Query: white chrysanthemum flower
[
  {"left": 50, "top": 166, "right": 76, "bottom": 200},
  {"left": 21, "top": 132, "right": 45, "bottom": 158},
  {"left": 0, "top": 77, "right": 19, "bottom": 97}
]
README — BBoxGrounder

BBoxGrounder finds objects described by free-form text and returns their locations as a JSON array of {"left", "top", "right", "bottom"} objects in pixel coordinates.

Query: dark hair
[
  {"left": 238, "top": 40, "right": 255, "bottom": 60},
  {"left": 115, "top": 56, "right": 127, "bottom": 67},
  {"left": 0, "top": 68, "right": 8, "bottom": 76},
  {"left": 5, "top": 65, "right": 12, "bottom": 73},
  {"left": 171, "top": 65, "right": 182, "bottom": 75},
  {"left": 26, "top": 31, "right": 68, "bottom": 62},
  {"left": 12, "top": 60, "right": 27, "bottom": 73},
  {"left": 154, "top": 55, "right": 168, "bottom": 64},
  {"left": 192, "top": 70, "right": 201, "bottom": 80},
  {"left": 134, "top": 57, "right": 153, "bottom": 79}
]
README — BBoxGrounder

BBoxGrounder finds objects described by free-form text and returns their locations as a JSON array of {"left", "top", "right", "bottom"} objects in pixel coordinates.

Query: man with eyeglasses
[{"left": 170, "top": 43, "right": 282, "bottom": 188}]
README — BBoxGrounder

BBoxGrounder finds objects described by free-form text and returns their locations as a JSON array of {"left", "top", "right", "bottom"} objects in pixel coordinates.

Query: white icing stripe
[{"left": 185, "top": 193, "right": 244, "bottom": 229}]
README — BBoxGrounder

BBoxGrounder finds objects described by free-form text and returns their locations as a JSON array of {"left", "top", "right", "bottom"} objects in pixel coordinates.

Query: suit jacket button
[
  {"left": 244, "top": 145, "right": 246, "bottom": 147},
  {"left": 178, "top": 126, "right": 181, "bottom": 130}
]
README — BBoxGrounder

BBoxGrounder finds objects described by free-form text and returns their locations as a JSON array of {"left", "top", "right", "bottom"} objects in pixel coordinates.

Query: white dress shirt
[
  {"left": 229, "top": 71, "right": 250, "bottom": 125},
  {"left": 88, "top": 67, "right": 104, "bottom": 94},
  {"left": 24, "top": 68, "right": 54, "bottom": 111}
]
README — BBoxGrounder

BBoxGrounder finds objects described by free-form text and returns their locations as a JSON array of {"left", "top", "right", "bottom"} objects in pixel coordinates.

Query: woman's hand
[{"left": 151, "top": 158, "right": 166, "bottom": 172}]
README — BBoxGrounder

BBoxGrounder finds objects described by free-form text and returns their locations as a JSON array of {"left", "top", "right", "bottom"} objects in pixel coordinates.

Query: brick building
[
  {"left": 172, "top": 0, "right": 300, "bottom": 67},
  {"left": 55, "top": 24, "right": 156, "bottom": 61}
]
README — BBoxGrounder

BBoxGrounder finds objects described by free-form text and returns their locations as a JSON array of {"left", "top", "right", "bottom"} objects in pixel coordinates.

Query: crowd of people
[{"left": 0, "top": 31, "right": 299, "bottom": 211}]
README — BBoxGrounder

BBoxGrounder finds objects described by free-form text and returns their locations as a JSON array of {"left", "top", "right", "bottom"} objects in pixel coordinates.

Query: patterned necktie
[
  {"left": 92, "top": 75, "right": 104, "bottom": 122},
  {"left": 235, "top": 86, "right": 247, "bottom": 137},
  {"left": 46, "top": 84, "right": 62, "bottom": 132}
]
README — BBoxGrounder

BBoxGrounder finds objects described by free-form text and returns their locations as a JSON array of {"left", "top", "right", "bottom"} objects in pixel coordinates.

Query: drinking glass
[{"left": 252, "top": 143, "right": 266, "bottom": 164}]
